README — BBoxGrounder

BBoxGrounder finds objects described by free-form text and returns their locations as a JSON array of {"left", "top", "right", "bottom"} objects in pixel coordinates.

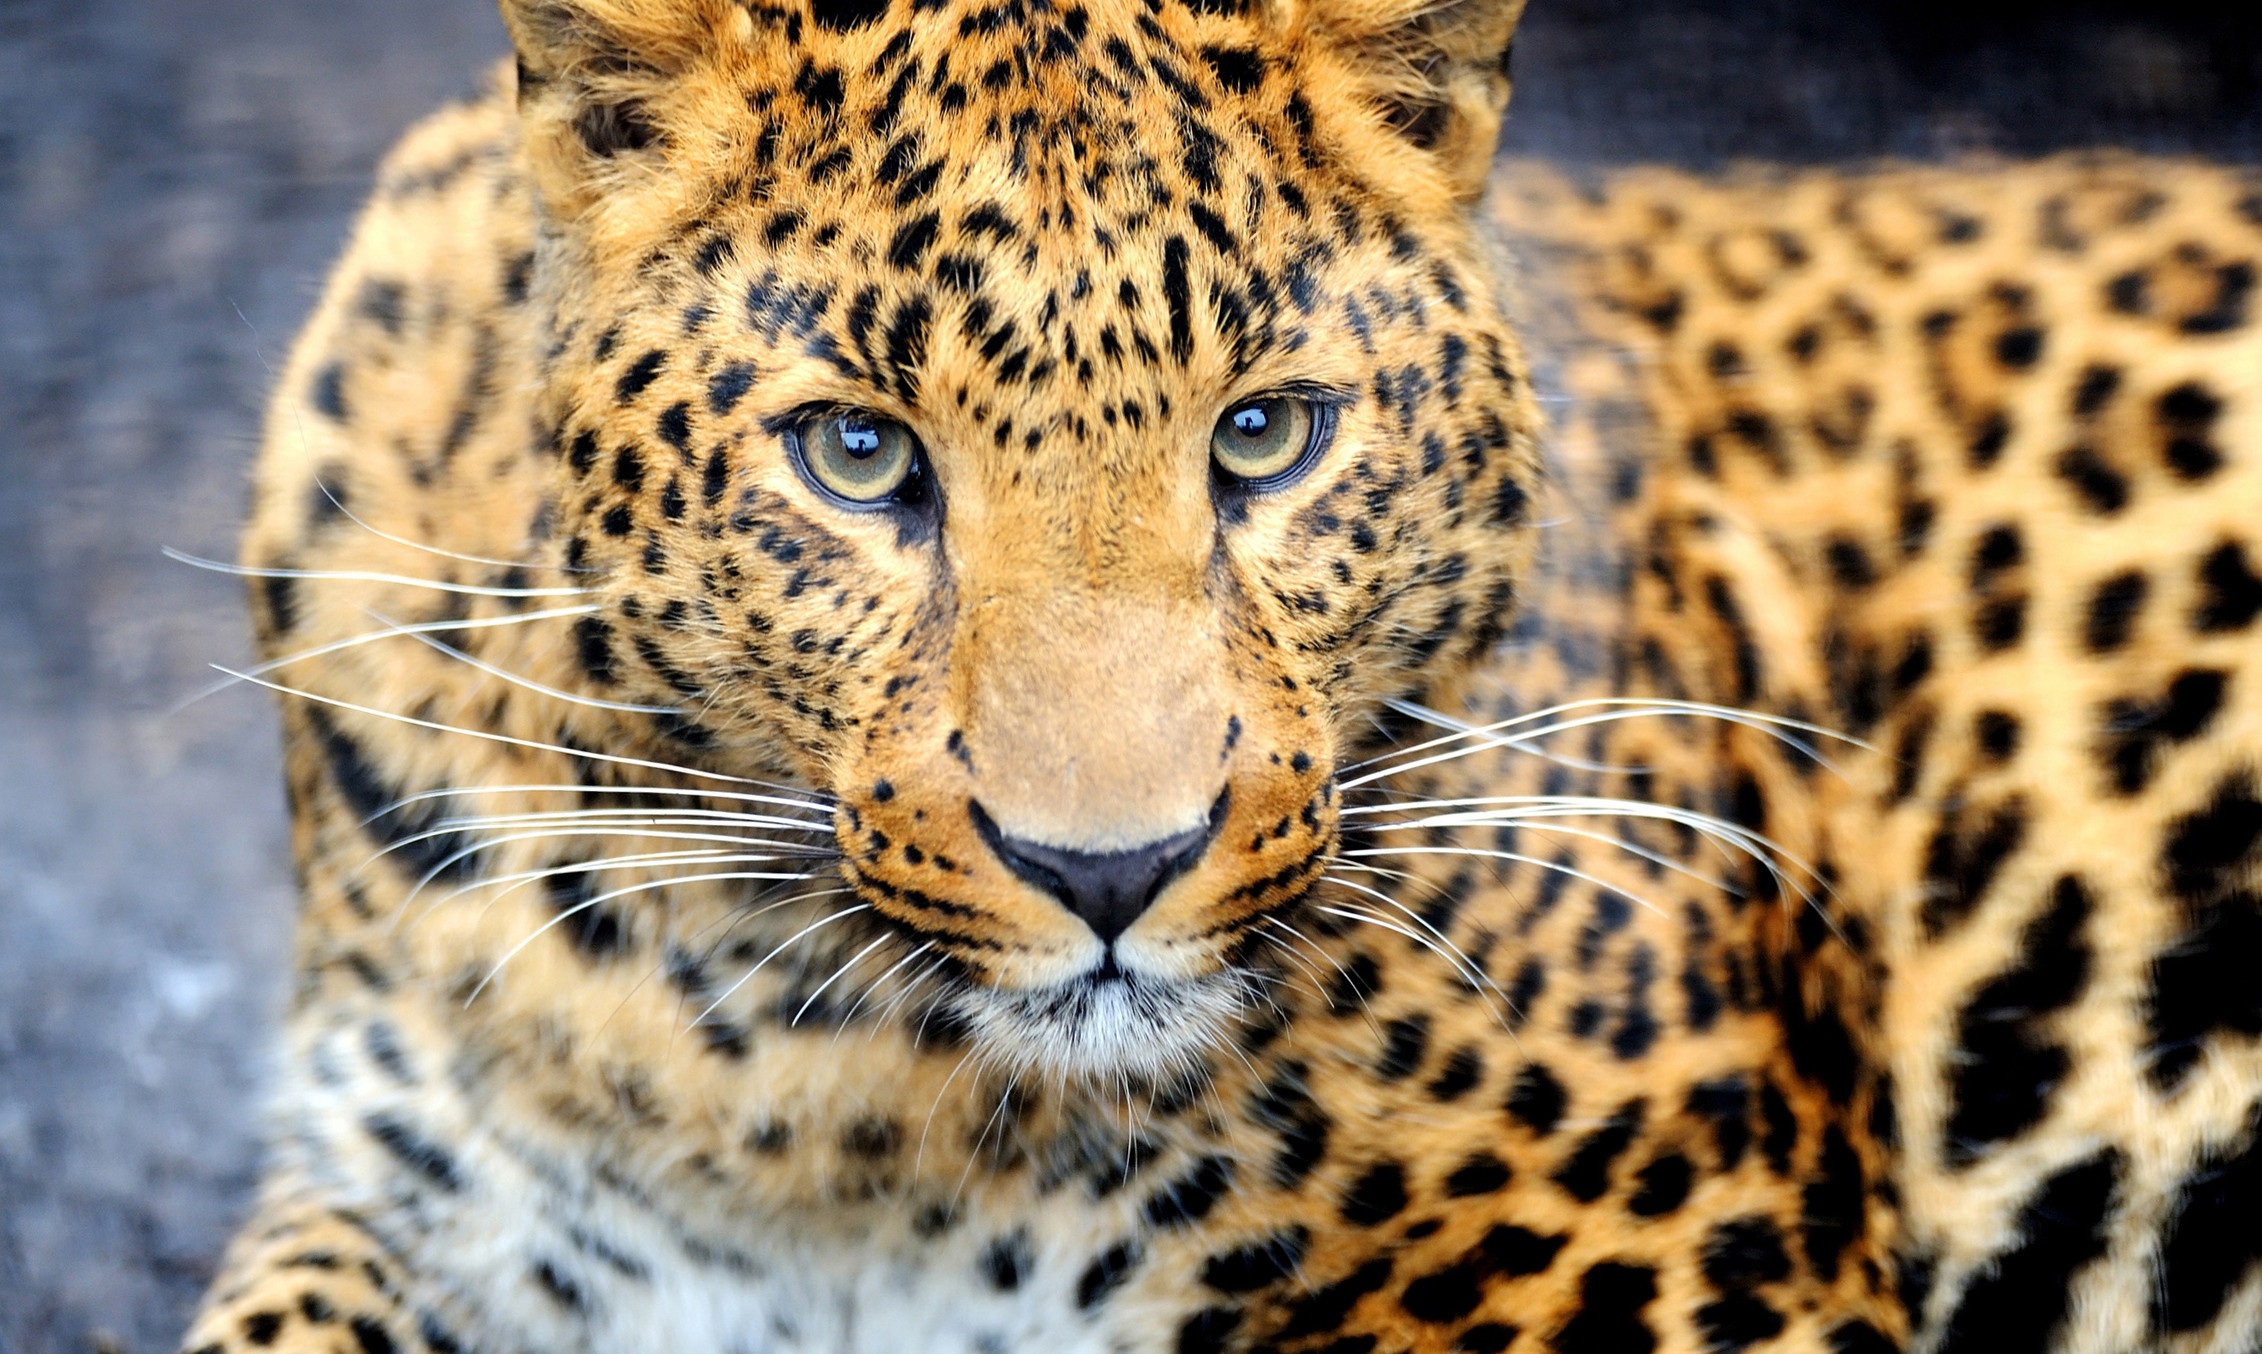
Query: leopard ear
[
  {"left": 1297, "top": 0, "right": 1527, "bottom": 204},
  {"left": 500, "top": 0, "right": 753, "bottom": 214}
]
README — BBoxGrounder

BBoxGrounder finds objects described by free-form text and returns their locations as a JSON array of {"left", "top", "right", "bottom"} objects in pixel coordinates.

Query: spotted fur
[{"left": 183, "top": 2, "right": 2260, "bottom": 1352}]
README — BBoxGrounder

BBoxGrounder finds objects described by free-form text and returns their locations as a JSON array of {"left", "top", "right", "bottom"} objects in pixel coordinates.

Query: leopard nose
[{"left": 970, "top": 802, "right": 1213, "bottom": 945}]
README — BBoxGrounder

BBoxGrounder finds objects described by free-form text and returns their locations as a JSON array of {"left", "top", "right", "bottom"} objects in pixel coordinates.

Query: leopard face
[{"left": 504, "top": 0, "right": 1538, "bottom": 1080}]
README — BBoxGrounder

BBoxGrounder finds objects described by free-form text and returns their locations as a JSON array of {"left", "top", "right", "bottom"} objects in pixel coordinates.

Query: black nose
[{"left": 970, "top": 802, "right": 1214, "bottom": 945}]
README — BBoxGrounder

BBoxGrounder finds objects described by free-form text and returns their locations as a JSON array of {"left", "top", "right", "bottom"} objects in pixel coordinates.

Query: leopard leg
[{"left": 182, "top": 1195, "right": 464, "bottom": 1354}]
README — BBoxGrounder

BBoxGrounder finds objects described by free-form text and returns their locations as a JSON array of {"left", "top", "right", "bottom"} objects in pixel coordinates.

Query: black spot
[
  {"left": 1444, "top": 1153, "right": 1511, "bottom": 1198},
  {"left": 1163, "top": 235, "right": 1193, "bottom": 364},
  {"left": 1975, "top": 710, "right": 2020, "bottom": 763},
  {"left": 1144, "top": 1155, "right": 1235, "bottom": 1229},
  {"left": 1827, "top": 1322, "right": 1897, "bottom": 1354},
  {"left": 887, "top": 211, "right": 942, "bottom": 271},
  {"left": 843, "top": 1116, "right": 900, "bottom": 1158},
  {"left": 2147, "top": 774, "right": 2262, "bottom": 1090},
  {"left": 348, "top": 1318, "right": 397, "bottom": 1354},
  {"left": 1552, "top": 1262, "right": 1659, "bottom": 1354},
  {"left": 1175, "top": 1307, "right": 1242, "bottom": 1354},
  {"left": 980, "top": 1229, "right": 1032, "bottom": 1291},
  {"left": 307, "top": 709, "right": 475, "bottom": 883},
  {"left": 1554, "top": 1099, "right": 1644, "bottom": 1203},
  {"left": 1801, "top": 1126, "right": 1865, "bottom": 1281},
  {"left": 1201, "top": 44, "right": 1263, "bottom": 93},
  {"left": 1375, "top": 1015, "right": 1430, "bottom": 1081},
  {"left": 1274, "top": 1257, "right": 1394, "bottom": 1341},
  {"left": 1506, "top": 1063, "right": 1567, "bottom": 1135},
  {"left": 2053, "top": 445, "right": 2128, "bottom": 515},
  {"left": 1200, "top": 1226, "right": 1308, "bottom": 1292},
  {"left": 1760, "top": 1078, "right": 1798, "bottom": 1176},
  {"left": 1457, "top": 1327, "right": 1517, "bottom": 1354},
  {"left": 1249, "top": 1063, "right": 1332, "bottom": 1188},
  {"left": 1688, "top": 1077, "right": 1751, "bottom": 1170},
  {"left": 546, "top": 868, "right": 626, "bottom": 956},
  {"left": 1933, "top": 1151, "right": 2121, "bottom": 1354},
  {"left": 616, "top": 349, "right": 666, "bottom": 402},
  {"left": 1076, "top": 1240, "right": 1142, "bottom": 1309},
  {"left": 1941, "top": 872, "right": 2094, "bottom": 1162},
  {"left": 2099, "top": 669, "right": 2228, "bottom": 795},
  {"left": 2196, "top": 542, "right": 2262, "bottom": 633},
  {"left": 2070, "top": 363, "right": 2120, "bottom": 416},
  {"left": 810, "top": 0, "right": 888, "bottom": 30},
  {"left": 1825, "top": 536, "right": 1876, "bottom": 590},
  {"left": 1341, "top": 1160, "right": 1409, "bottom": 1226},
  {"left": 1920, "top": 795, "right": 2026, "bottom": 936},
  {"left": 1627, "top": 1153, "right": 1692, "bottom": 1217},
  {"left": 1428, "top": 1047, "right": 1484, "bottom": 1102},
  {"left": 312, "top": 362, "right": 350, "bottom": 422},
  {"left": 1994, "top": 326, "right": 2043, "bottom": 368},
  {"left": 2163, "top": 771, "right": 2262, "bottom": 904},
  {"left": 362, "top": 1113, "right": 463, "bottom": 1192},
  {"left": 2083, "top": 571, "right": 2148, "bottom": 652},
  {"left": 241, "top": 1312, "right": 285, "bottom": 1345},
  {"left": 2155, "top": 1104, "right": 2262, "bottom": 1332}
]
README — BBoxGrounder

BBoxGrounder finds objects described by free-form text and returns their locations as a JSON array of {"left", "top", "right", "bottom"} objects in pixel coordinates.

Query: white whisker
[
  {"left": 173, "top": 604, "right": 600, "bottom": 711},
  {"left": 792, "top": 934, "right": 895, "bottom": 1026},
  {"left": 375, "top": 781, "right": 835, "bottom": 821},
  {"left": 306, "top": 477, "right": 571, "bottom": 572},
  {"left": 470, "top": 870, "right": 828, "bottom": 1005},
  {"left": 372, "top": 607, "right": 680, "bottom": 716},
  {"left": 213, "top": 666, "right": 769, "bottom": 787},
  {"left": 167, "top": 548, "right": 588, "bottom": 598},
  {"left": 694, "top": 904, "right": 875, "bottom": 1026}
]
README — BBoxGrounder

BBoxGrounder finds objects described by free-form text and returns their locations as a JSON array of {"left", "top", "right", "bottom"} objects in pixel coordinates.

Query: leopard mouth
[{"left": 942, "top": 962, "right": 1260, "bottom": 1082}]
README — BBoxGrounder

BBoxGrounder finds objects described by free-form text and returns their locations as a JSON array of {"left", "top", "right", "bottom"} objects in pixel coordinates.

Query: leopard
[{"left": 175, "top": 0, "right": 2262, "bottom": 1351}]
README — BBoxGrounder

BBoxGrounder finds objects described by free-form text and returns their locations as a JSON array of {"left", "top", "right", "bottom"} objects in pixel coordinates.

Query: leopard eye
[
  {"left": 1210, "top": 396, "right": 1324, "bottom": 489},
  {"left": 795, "top": 411, "right": 921, "bottom": 505}
]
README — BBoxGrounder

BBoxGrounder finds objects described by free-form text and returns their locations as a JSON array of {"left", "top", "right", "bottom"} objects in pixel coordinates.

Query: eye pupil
[
  {"left": 1211, "top": 395, "right": 1326, "bottom": 492},
  {"left": 839, "top": 419, "right": 882, "bottom": 457}
]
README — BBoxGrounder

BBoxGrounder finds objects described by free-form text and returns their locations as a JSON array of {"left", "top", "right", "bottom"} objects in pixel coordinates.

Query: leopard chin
[{"left": 943, "top": 965, "right": 1261, "bottom": 1085}]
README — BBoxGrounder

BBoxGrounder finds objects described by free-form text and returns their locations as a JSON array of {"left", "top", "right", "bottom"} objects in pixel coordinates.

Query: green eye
[
  {"left": 1211, "top": 396, "right": 1322, "bottom": 487},
  {"left": 797, "top": 411, "right": 920, "bottom": 504}
]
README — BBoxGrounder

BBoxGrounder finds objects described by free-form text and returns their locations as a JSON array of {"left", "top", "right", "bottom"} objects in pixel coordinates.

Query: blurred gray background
[{"left": 0, "top": 1, "right": 2256, "bottom": 1350}]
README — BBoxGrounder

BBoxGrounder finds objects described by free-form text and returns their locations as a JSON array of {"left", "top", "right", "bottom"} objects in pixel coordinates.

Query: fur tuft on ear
[
  {"left": 1300, "top": 0, "right": 1527, "bottom": 203},
  {"left": 499, "top": 0, "right": 752, "bottom": 217},
  {"left": 504, "top": 0, "right": 743, "bottom": 84}
]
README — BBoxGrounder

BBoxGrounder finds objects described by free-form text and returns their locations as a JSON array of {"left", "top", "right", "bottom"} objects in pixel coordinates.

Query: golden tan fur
[{"left": 182, "top": 2, "right": 2260, "bottom": 1351}]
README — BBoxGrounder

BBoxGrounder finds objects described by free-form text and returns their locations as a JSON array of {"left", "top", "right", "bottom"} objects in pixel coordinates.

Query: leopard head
[{"left": 503, "top": 0, "right": 1540, "bottom": 1079}]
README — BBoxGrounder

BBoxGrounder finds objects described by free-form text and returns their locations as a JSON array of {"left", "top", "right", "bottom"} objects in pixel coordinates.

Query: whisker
[
  {"left": 792, "top": 934, "right": 895, "bottom": 1027},
  {"left": 166, "top": 548, "right": 589, "bottom": 598},
  {"left": 373, "top": 607, "right": 681, "bottom": 716},
  {"left": 214, "top": 666, "right": 773, "bottom": 787},
  {"left": 1341, "top": 696, "right": 1867, "bottom": 788},
  {"left": 1343, "top": 808, "right": 1738, "bottom": 893},
  {"left": 307, "top": 477, "right": 573, "bottom": 572},
  {"left": 1335, "top": 844, "right": 1674, "bottom": 915},
  {"left": 470, "top": 870, "right": 826, "bottom": 1005},
  {"left": 694, "top": 904, "right": 875, "bottom": 1026},
  {"left": 833, "top": 940, "right": 937, "bottom": 1038},
  {"left": 403, "top": 848, "right": 800, "bottom": 934},
  {"left": 1346, "top": 795, "right": 1821, "bottom": 904},
  {"left": 428, "top": 808, "right": 834, "bottom": 837},
  {"left": 172, "top": 604, "right": 600, "bottom": 712},
  {"left": 375, "top": 781, "right": 836, "bottom": 821},
  {"left": 1309, "top": 901, "right": 1511, "bottom": 1024},
  {"left": 378, "top": 825, "right": 831, "bottom": 910},
  {"left": 1311, "top": 878, "right": 1503, "bottom": 1008}
]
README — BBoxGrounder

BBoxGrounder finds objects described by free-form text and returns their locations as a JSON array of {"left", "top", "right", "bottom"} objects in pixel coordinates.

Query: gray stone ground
[{"left": 0, "top": 2, "right": 2252, "bottom": 1351}]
